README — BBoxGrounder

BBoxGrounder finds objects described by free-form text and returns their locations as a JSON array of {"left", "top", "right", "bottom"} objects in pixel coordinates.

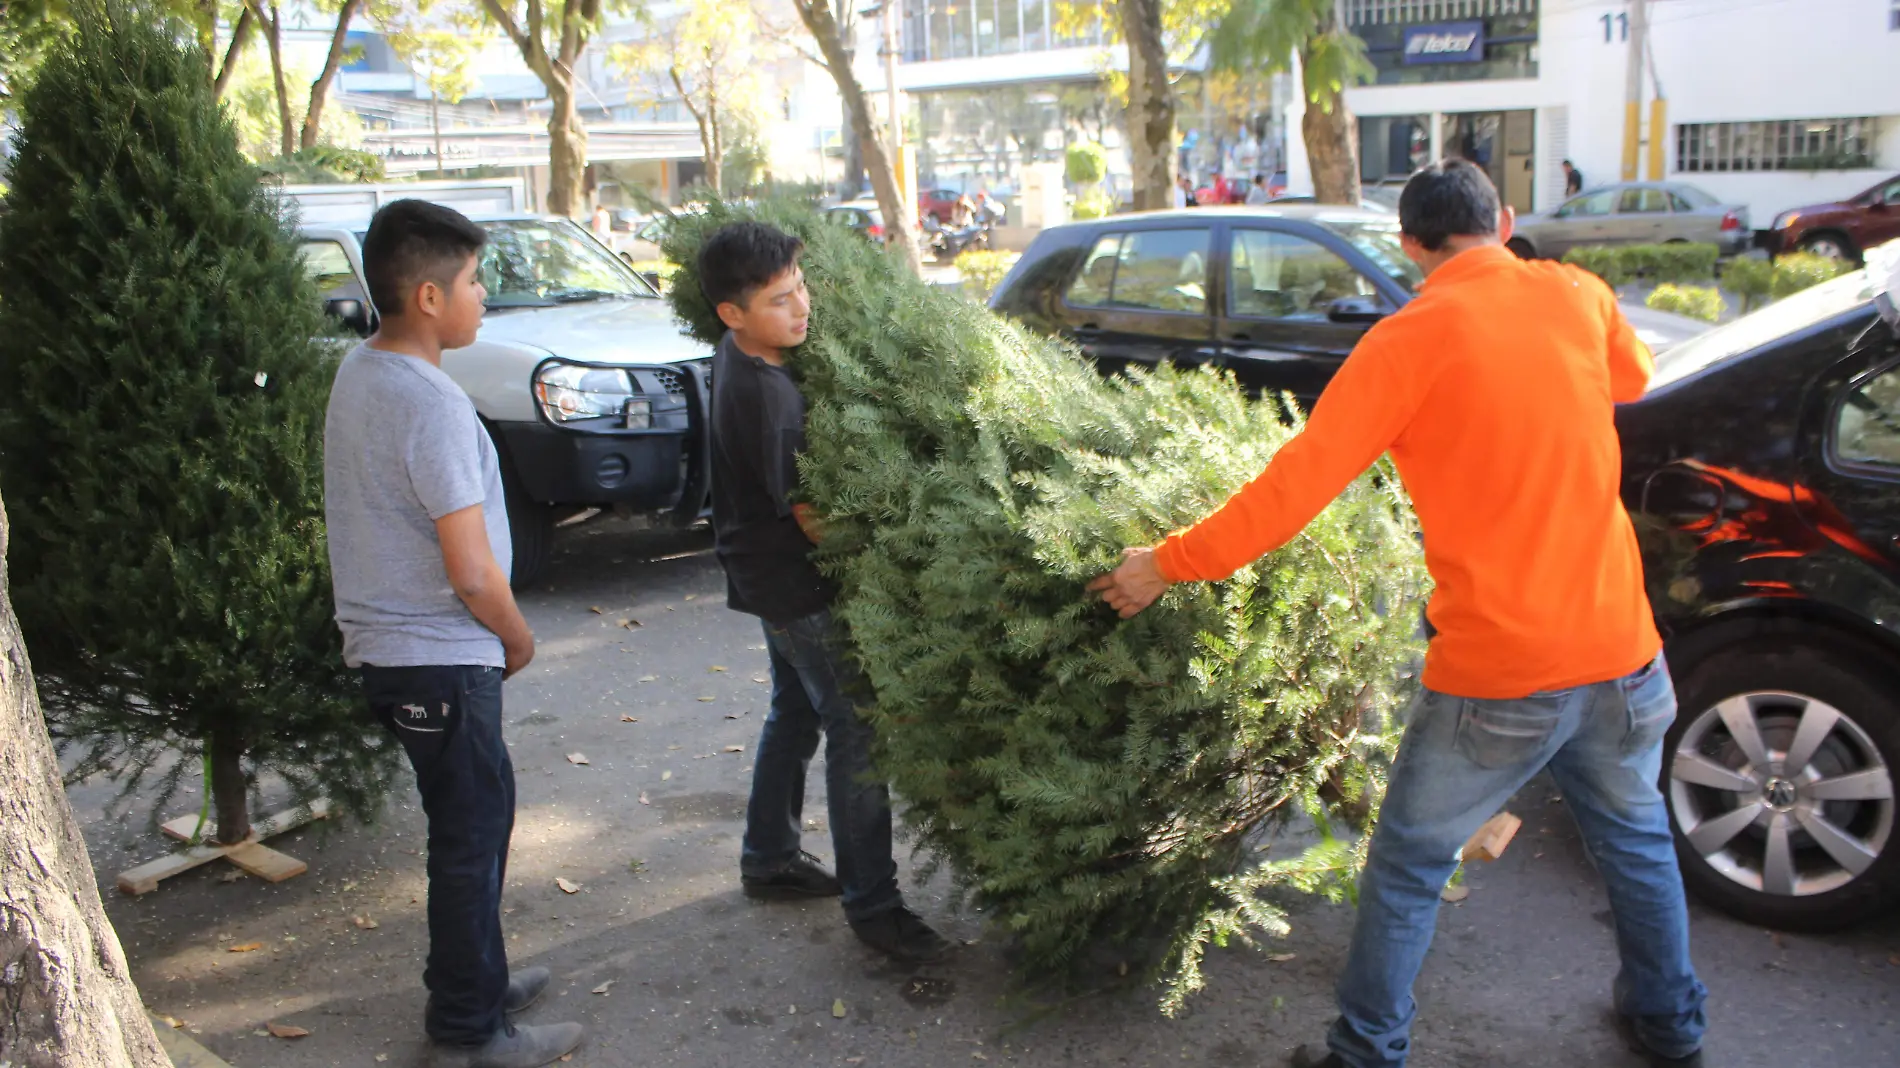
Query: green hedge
[
  {"left": 1645, "top": 283, "right": 1726, "bottom": 323},
  {"left": 954, "top": 249, "right": 1021, "bottom": 301},
  {"left": 1720, "top": 253, "right": 1851, "bottom": 313},
  {"left": 1559, "top": 242, "right": 1721, "bottom": 287}
]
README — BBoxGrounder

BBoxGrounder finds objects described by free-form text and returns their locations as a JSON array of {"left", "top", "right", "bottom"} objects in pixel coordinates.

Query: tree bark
[
  {"left": 300, "top": 0, "right": 363, "bottom": 150},
  {"left": 210, "top": 725, "right": 249, "bottom": 845},
  {"left": 671, "top": 65, "right": 720, "bottom": 196},
  {"left": 544, "top": 79, "right": 588, "bottom": 217},
  {"left": 1301, "top": 64, "right": 1360, "bottom": 205},
  {"left": 212, "top": 4, "right": 255, "bottom": 101},
  {"left": 431, "top": 92, "right": 445, "bottom": 178},
  {"left": 479, "top": 0, "right": 598, "bottom": 218},
  {"left": 0, "top": 501, "right": 168, "bottom": 1068},
  {"left": 792, "top": 0, "right": 919, "bottom": 275},
  {"left": 1116, "top": 0, "right": 1176, "bottom": 212},
  {"left": 249, "top": 1, "right": 295, "bottom": 158}
]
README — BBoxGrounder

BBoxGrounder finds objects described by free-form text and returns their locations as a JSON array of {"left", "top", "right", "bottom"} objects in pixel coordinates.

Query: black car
[
  {"left": 1620, "top": 265, "right": 1900, "bottom": 931},
  {"left": 990, "top": 207, "right": 1705, "bottom": 407}
]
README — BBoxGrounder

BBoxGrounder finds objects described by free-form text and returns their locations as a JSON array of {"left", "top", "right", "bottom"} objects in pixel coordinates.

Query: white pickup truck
[{"left": 285, "top": 181, "right": 710, "bottom": 586}]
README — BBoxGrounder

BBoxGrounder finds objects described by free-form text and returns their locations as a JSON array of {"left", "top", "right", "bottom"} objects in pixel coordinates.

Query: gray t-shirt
[{"left": 324, "top": 344, "right": 512, "bottom": 668}]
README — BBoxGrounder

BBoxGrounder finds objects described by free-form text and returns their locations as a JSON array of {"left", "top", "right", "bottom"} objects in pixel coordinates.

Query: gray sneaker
[{"left": 431, "top": 1022, "right": 585, "bottom": 1068}]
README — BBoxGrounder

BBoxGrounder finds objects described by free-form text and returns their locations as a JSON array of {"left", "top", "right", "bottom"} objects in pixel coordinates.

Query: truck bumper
[{"left": 493, "top": 358, "right": 712, "bottom": 522}]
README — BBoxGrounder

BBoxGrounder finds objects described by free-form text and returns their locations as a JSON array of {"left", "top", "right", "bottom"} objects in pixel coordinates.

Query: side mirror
[
  {"left": 1327, "top": 296, "right": 1388, "bottom": 325},
  {"left": 324, "top": 297, "right": 374, "bottom": 337}
]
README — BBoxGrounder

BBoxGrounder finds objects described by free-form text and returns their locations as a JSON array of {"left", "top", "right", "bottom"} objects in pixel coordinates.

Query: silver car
[{"left": 1508, "top": 181, "right": 1751, "bottom": 260}]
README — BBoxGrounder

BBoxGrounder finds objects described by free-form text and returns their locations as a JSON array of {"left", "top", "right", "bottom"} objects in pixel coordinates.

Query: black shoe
[
  {"left": 503, "top": 966, "right": 550, "bottom": 1014},
  {"left": 1288, "top": 1043, "right": 1346, "bottom": 1068},
  {"left": 430, "top": 1021, "right": 585, "bottom": 1068},
  {"left": 849, "top": 904, "right": 951, "bottom": 963},
  {"left": 1615, "top": 1013, "right": 1705, "bottom": 1067},
  {"left": 742, "top": 851, "right": 842, "bottom": 899}
]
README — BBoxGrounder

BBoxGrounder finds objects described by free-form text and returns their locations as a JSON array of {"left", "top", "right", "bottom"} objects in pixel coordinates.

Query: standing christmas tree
[
  {"left": 665, "top": 203, "right": 1431, "bottom": 1009},
  {"left": 0, "top": 0, "right": 393, "bottom": 847}
]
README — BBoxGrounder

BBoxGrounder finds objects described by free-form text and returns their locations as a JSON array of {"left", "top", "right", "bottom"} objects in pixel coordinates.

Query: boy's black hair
[
  {"left": 360, "top": 199, "right": 488, "bottom": 317},
  {"left": 1397, "top": 158, "right": 1502, "bottom": 252},
  {"left": 698, "top": 221, "right": 804, "bottom": 310}
]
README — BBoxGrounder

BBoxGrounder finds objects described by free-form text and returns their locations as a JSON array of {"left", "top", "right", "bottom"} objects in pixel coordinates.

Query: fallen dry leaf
[
  {"left": 683, "top": 594, "right": 697, "bottom": 601},
  {"left": 266, "top": 1022, "right": 311, "bottom": 1039},
  {"left": 589, "top": 606, "right": 603, "bottom": 614},
  {"left": 723, "top": 745, "right": 745, "bottom": 753},
  {"left": 638, "top": 675, "right": 657, "bottom": 682},
  {"left": 352, "top": 915, "right": 379, "bottom": 930},
  {"left": 376, "top": 1056, "right": 389, "bottom": 1064},
  {"left": 724, "top": 713, "right": 743, "bottom": 720},
  {"left": 592, "top": 979, "right": 615, "bottom": 995},
  {"left": 1440, "top": 884, "right": 1470, "bottom": 903},
  {"left": 556, "top": 877, "right": 582, "bottom": 894},
  {"left": 566, "top": 753, "right": 589, "bottom": 765},
  {"left": 832, "top": 998, "right": 847, "bottom": 1018},
  {"left": 696, "top": 696, "right": 715, "bottom": 703},
  {"left": 1266, "top": 952, "right": 1296, "bottom": 962},
  {"left": 661, "top": 770, "right": 673, "bottom": 781},
  {"left": 752, "top": 676, "right": 768, "bottom": 684},
  {"left": 620, "top": 714, "right": 639, "bottom": 723},
  {"left": 159, "top": 1015, "right": 184, "bottom": 1028},
  {"left": 709, "top": 665, "right": 728, "bottom": 672},
  {"left": 668, "top": 744, "right": 682, "bottom": 751},
  {"left": 618, "top": 618, "right": 641, "bottom": 630},
  {"left": 638, "top": 792, "right": 650, "bottom": 805},
  {"left": 218, "top": 869, "right": 244, "bottom": 883},
  {"left": 228, "top": 941, "right": 264, "bottom": 953}
]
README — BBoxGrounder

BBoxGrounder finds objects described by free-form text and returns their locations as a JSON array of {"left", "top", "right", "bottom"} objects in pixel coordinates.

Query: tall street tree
[
  {"left": 382, "top": 0, "right": 490, "bottom": 177},
  {"left": 611, "top": 0, "right": 762, "bottom": 197},
  {"left": 1210, "top": 0, "right": 1369, "bottom": 204},
  {"left": 299, "top": 0, "right": 364, "bottom": 149},
  {"left": 478, "top": 0, "right": 613, "bottom": 217},
  {"left": 1116, "top": 0, "right": 1175, "bottom": 211},
  {"left": 244, "top": 0, "right": 294, "bottom": 156},
  {"left": 0, "top": 0, "right": 395, "bottom": 847}
]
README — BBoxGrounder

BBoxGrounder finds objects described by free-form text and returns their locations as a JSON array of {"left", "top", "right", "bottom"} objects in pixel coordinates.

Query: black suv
[
  {"left": 989, "top": 207, "right": 1705, "bottom": 407},
  {"left": 1622, "top": 267, "right": 1900, "bottom": 931}
]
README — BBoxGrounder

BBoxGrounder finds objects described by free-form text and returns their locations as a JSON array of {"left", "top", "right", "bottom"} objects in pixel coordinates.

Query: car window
[
  {"left": 1669, "top": 192, "right": 1696, "bottom": 213},
  {"left": 1835, "top": 363, "right": 1900, "bottom": 467},
  {"left": 1560, "top": 190, "right": 1617, "bottom": 218},
  {"left": 1228, "top": 229, "right": 1377, "bottom": 320},
  {"left": 1672, "top": 185, "right": 1719, "bottom": 209},
  {"left": 478, "top": 219, "right": 656, "bottom": 307},
  {"left": 1327, "top": 220, "right": 1423, "bottom": 292},
  {"left": 1883, "top": 182, "right": 1900, "bottom": 206},
  {"left": 298, "top": 240, "right": 358, "bottom": 296},
  {"left": 1618, "top": 188, "right": 1671, "bottom": 214},
  {"left": 1066, "top": 234, "right": 1122, "bottom": 306},
  {"left": 1107, "top": 229, "right": 1208, "bottom": 314}
]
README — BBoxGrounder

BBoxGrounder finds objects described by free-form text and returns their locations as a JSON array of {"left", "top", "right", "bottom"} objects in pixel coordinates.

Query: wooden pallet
[{"left": 115, "top": 799, "right": 331, "bottom": 896}]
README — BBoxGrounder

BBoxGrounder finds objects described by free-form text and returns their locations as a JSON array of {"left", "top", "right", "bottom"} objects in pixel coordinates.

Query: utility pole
[{"left": 1621, "top": 0, "right": 1648, "bottom": 181}]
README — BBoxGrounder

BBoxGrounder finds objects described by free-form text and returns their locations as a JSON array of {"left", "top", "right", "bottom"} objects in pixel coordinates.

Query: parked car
[
  {"left": 919, "top": 187, "right": 965, "bottom": 226},
  {"left": 298, "top": 213, "right": 711, "bottom": 587},
  {"left": 988, "top": 206, "right": 1707, "bottom": 410},
  {"left": 822, "top": 200, "right": 887, "bottom": 242},
  {"left": 1508, "top": 181, "right": 1751, "bottom": 260},
  {"left": 1619, "top": 262, "right": 1900, "bottom": 931},
  {"left": 1765, "top": 174, "right": 1900, "bottom": 262},
  {"left": 1266, "top": 195, "right": 1394, "bottom": 213}
]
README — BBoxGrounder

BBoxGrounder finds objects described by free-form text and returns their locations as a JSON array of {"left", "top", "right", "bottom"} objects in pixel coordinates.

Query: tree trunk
[
  {"left": 1302, "top": 69, "right": 1360, "bottom": 205},
  {"left": 0, "top": 501, "right": 168, "bottom": 1068},
  {"left": 212, "top": 5, "right": 254, "bottom": 101},
  {"left": 300, "top": 0, "right": 362, "bottom": 150},
  {"left": 251, "top": 2, "right": 295, "bottom": 158},
  {"left": 1116, "top": 0, "right": 1176, "bottom": 212},
  {"left": 794, "top": 0, "right": 918, "bottom": 275},
  {"left": 210, "top": 725, "right": 249, "bottom": 846},
  {"left": 431, "top": 93, "right": 445, "bottom": 179},
  {"left": 708, "top": 88, "right": 724, "bottom": 195},
  {"left": 545, "top": 79, "right": 588, "bottom": 218}
]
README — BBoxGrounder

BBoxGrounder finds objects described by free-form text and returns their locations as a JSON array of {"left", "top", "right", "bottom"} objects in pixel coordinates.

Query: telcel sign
[{"left": 1403, "top": 20, "right": 1485, "bottom": 64}]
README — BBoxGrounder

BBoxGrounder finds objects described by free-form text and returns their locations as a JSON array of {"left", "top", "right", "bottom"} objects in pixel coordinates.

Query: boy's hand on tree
[{"left": 1088, "top": 547, "right": 1171, "bottom": 618}]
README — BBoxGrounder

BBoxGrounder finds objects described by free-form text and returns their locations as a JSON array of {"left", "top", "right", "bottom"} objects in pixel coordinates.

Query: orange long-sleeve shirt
[{"left": 1153, "top": 244, "right": 1661, "bottom": 700}]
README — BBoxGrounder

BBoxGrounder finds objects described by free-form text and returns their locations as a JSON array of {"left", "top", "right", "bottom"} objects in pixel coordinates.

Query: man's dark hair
[
  {"left": 1398, "top": 158, "right": 1501, "bottom": 252},
  {"left": 360, "top": 199, "right": 487, "bottom": 317},
  {"left": 1562, "top": 158, "right": 1575, "bottom": 167},
  {"left": 698, "top": 221, "right": 804, "bottom": 310}
]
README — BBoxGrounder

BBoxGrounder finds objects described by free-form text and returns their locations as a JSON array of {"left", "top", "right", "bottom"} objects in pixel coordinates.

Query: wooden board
[
  {"left": 116, "top": 841, "right": 231, "bottom": 896},
  {"left": 160, "top": 798, "right": 332, "bottom": 843},
  {"left": 1460, "top": 811, "right": 1522, "bottom": 863},
  {"left": 224, "top": 841, "right": 307, "bottom": 883},
  {"left": 119, "top": 798, "right": 331, "bottom": 895}
]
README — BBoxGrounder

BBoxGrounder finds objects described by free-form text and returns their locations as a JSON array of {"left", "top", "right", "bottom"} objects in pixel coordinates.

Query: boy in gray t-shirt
[{"left": 322, "top": 200, "right": 583, "bottom": 1067}]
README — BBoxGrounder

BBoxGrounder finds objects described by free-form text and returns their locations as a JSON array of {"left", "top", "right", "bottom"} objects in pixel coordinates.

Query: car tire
[
  {"left": 1663, "top": 639, "right": 1900, "bottom": 931},
  {"left": 500, "top": 453, "right": 554, "bottom": 590},
  {"left": 1798, "top": 231, "right": 1859, "bottom": 263},
  {"left": 1506, "top": 237, "right": 1536, "bottom": 259}
]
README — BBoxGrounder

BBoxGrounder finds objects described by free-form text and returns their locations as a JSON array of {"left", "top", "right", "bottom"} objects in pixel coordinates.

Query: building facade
[{"left": 1295, "top": 0, "right": 1900, "bottom": 224}]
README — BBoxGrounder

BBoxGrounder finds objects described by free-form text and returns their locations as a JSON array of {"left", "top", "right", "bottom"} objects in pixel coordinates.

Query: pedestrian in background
[
  {"left": 1090, "top": 159, "right": 1708, "bottom": 1068},
  {"left": 1564, "top": 158, "right": 1585, "bottom": 196},
  {"left": 324, "top": 199, "right": 584, "bottom": 1067},
  {"left": 1246, "top": 173, "right": 1272, "bottom": 206}
]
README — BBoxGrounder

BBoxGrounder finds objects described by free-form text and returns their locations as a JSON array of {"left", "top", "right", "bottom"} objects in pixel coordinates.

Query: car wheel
[
  {"left": 1506, "top": 237, "right": 1536, "bottom": 260},
  {"left": 1798, "top": 231, "right": 1858, "bottom": 263},
  {"left": 1663, "top": 640, "right": 1899, "bottom": 931},
  {"left": 500, "top": 453, "right": 554, "bottom": 590}
]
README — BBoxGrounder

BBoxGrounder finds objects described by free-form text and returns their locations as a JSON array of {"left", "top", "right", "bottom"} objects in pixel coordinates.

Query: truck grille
[{"left": 650, "top": 368, "right": 688, "bottom": 396}]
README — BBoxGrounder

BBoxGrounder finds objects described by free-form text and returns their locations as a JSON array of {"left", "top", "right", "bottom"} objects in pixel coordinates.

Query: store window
[
  {"left": 1677, "top": 118, "right": 1878, "bottom": 173},
  {"left": 908, "top": 0, "right": 1079, "bottom": 60}
]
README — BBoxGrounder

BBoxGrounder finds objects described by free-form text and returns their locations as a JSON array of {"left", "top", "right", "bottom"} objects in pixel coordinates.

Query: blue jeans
[
  {"left": 741, "top": 609, "right": 902, "bottom": 922},
  {"left": 363, "top": 664, "right": 514, "bottom": 1045},
  {"left": 1328, "top": 654, "right": 1708, "bottom": 1066}
]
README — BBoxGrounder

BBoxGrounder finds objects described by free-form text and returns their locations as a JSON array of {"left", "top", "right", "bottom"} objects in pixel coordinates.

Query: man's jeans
[
  {"left": 1328, "top": 654, "right": 1709, "bottom": 1067},
  {"left": 741, "top": 609, "right": 902, "bottom": 921},
  {"left": 363, "top": 664, "right": 514, "bottom": 1045}
]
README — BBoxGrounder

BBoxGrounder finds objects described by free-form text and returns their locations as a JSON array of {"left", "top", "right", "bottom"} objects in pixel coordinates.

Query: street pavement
[{"left": 76, "top": 520, "right": 1900, "bottom": 1067}]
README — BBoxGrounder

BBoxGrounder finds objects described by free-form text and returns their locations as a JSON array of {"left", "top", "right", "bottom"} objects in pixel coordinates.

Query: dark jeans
[
  {"left": 363, "top": 664, "right": 514, "bottom": 1045},
  {"left": 740, "top": 609, "right": 901, "bottom": 921}
]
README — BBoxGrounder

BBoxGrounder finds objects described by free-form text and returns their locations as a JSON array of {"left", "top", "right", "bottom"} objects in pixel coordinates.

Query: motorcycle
[{"left": 923, "top": 216, "right": 992, "bottom": 263}]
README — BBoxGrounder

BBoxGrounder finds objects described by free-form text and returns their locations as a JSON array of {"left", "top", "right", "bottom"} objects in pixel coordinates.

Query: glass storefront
[
  {"left": 902, "top": 0, "right": 1104, "bottom": 62},
  {"left": 1360, "top": 114, "right": 1431, "bottom": 182}
]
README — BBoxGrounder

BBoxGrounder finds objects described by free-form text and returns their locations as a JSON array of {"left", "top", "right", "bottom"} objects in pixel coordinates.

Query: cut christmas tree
[
  {"left": 0, "top": 0, "right": 393, "bottom": 851},
  {"left": 665, "top": 203, "right": 1431, "bottom": 1009}
]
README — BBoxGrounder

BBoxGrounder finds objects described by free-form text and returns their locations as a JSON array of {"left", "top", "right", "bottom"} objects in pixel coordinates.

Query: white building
[{"left": 1306, "top": 0, "right": 1900, "bottom": 225}]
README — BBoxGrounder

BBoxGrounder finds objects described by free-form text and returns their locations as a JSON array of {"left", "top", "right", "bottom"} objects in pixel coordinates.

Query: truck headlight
[
  {"left": 1772, "top": 211, "right": 1800, "bottom": 231},
  {"left": 534, "top": 363, "right": 649, "bottom": 427}
]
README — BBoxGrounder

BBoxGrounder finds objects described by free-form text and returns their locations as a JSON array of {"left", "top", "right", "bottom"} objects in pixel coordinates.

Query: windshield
[
  {"left": 478, "top": 219, "right": 658, "bottom": 308},
  {"left": 1649, "top": 268, "right": 1876, "bottom": 391},
  {"left": 1327, "top": 220, "right": 1425, "bottom": 292}
]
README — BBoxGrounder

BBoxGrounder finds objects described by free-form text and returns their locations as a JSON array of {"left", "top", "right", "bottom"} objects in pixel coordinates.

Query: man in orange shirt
[{"left": 1091, "top": 160, "right": 1708, "bottom": 1068}]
